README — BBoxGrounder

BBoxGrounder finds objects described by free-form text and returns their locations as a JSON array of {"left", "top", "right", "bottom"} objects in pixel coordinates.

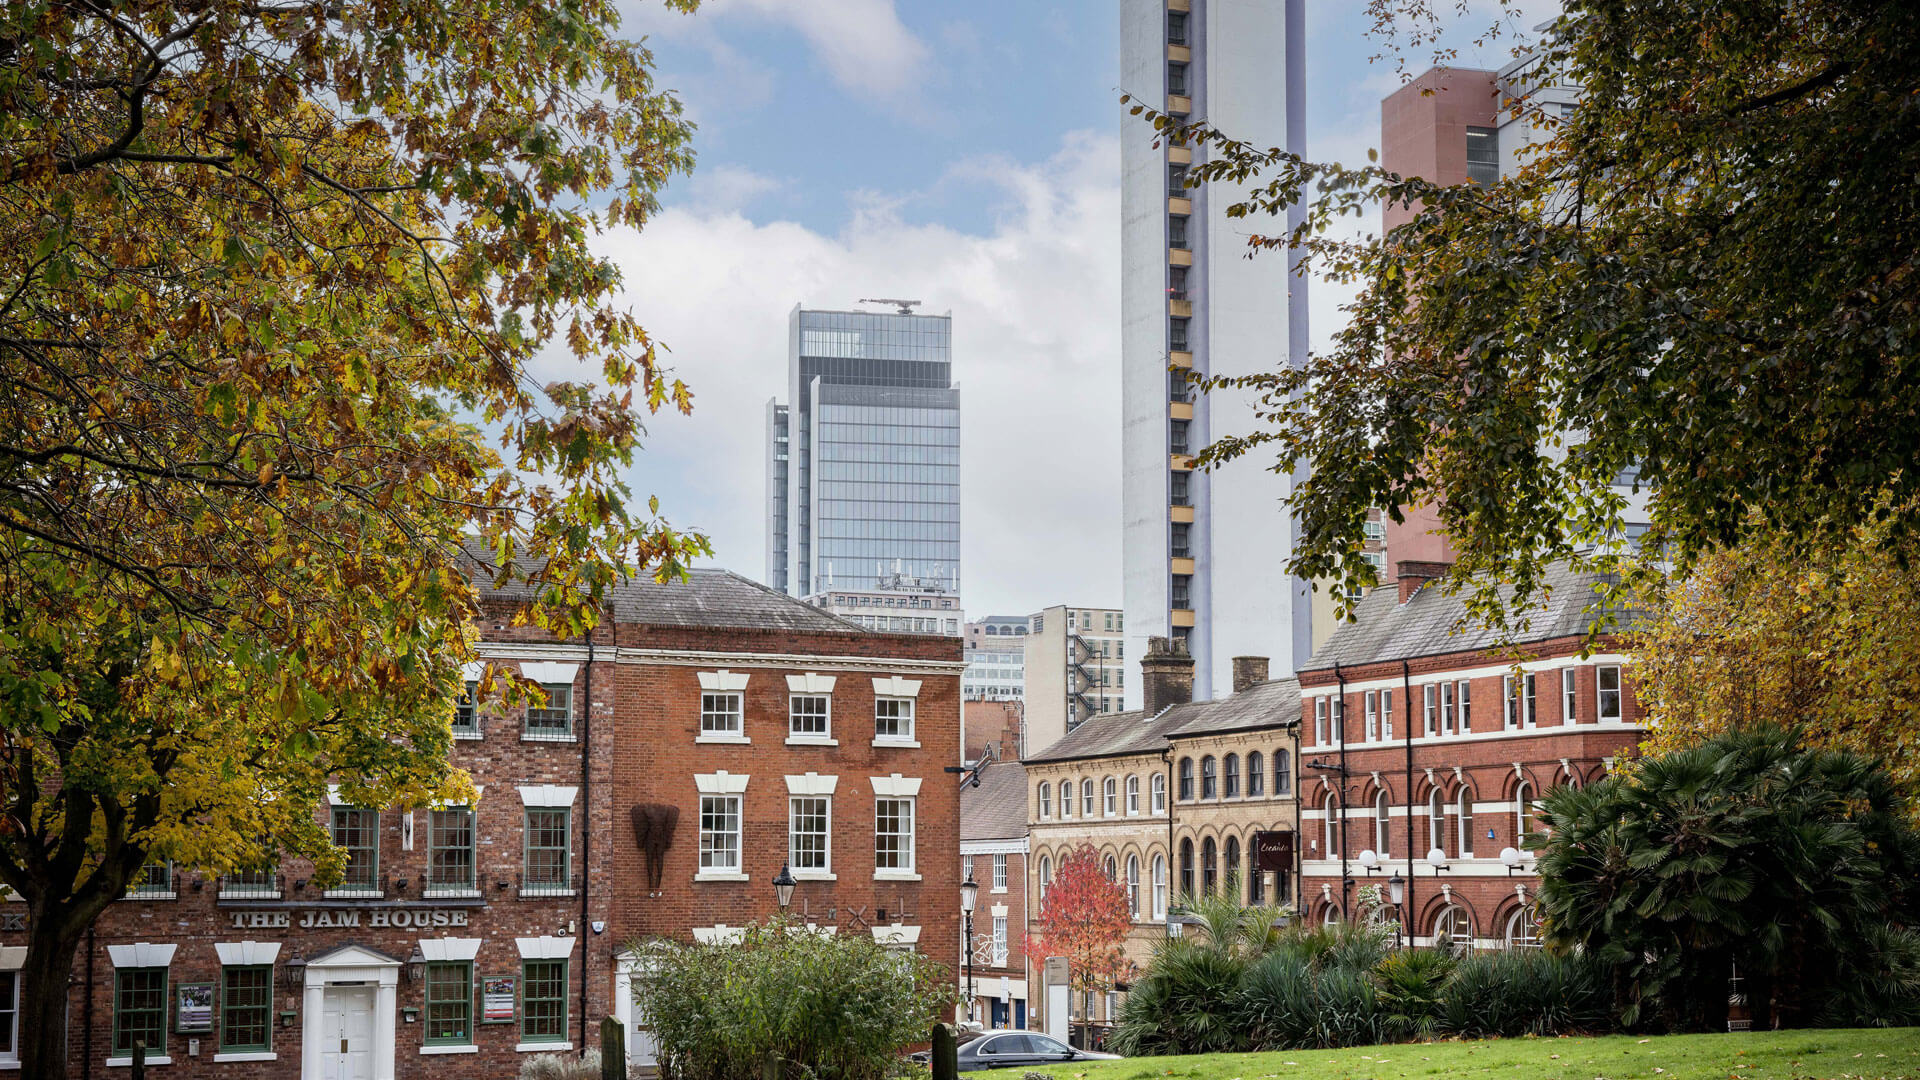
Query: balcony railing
[{"left": 518, "top": 871, "right": 581, "bottom": 899}]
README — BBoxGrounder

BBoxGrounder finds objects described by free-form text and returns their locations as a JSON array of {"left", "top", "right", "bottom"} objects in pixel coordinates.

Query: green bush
[
  {"left": 1372, "top": 949, "right": 1452, "bottom": 1041},
  {"left": 1110, "top": 938, "right": 1249, "bottom": 1056},
  {"left": 633, "top": 920, "right": 948, "bottom": 1080},
  {"left": 1437, "top": 950, "right": 1611, "bottom": 1039}
]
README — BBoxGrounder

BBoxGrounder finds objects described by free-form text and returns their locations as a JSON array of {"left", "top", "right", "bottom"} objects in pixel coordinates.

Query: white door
[{"left": 319, "top": 985, "right": 376, "bottom": 1080}]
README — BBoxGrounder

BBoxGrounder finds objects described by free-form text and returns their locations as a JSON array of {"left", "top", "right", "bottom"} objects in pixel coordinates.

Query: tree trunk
[{"left": 19, "top": 903, "right": 87, "bottom": 1078}]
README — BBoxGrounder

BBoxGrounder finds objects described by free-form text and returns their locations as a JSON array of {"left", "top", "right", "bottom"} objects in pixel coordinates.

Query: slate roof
[
  {"left": 961, "top": 758, "right": 1029, "bottom": 842},
  {"left": 1302, "top": 562, "right": 1634, "bottom": 673},
  {"left": 1023, "top": 678, "right": 1301, "bottom": 765},
  {"left": 461, "top": 542, "right": 867, "bottom": 635}
]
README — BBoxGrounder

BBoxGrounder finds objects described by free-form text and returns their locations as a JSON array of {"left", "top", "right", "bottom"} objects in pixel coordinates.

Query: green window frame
[
  {"left": 520, "top": 959, "right": 568, "bottom": 1043},
  {"left": 424, "top": 961, "right": 473, "bottom": 1046},
  {"left": 524, "top": 682, "right": 573, "bottom": 740},
  {"left": 126, "top": 860, "right": 173, "bottom": 898},
  {"left": 220, "top": 966, "right": 272, "bottom": 1053},
  {"left": 112, "top": 967, "right": 167, "bottom": 1058},
  {"left": 330, "top": 807, "right": 379, "bottom": 892},
  {"left": 523, "top": 808, "right": 571, "bottom": 893},
  {"left": 452, "top": 680, "right": 480, "bottom": 736},
  {"left": 428, "top": 807, "right": 476, "bottom": 894}
]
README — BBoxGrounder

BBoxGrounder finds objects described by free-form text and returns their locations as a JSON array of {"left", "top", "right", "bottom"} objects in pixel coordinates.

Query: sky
[{"left": 553, "top": 0, "right": 1554, "bottom": 620}]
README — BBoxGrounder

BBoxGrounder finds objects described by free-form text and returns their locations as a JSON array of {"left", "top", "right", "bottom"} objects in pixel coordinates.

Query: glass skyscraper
[{"left": 767, "top": 305, "right": 961, "bottom": 605}]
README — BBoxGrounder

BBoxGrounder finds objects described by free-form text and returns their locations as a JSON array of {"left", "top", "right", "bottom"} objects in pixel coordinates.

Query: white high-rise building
[{"left": 1121, "top": 0, "right": 1310, "bottom": 705}]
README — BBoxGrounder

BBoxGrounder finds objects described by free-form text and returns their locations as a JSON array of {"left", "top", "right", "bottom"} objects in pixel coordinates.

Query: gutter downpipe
[
  {"left": 1401, "top": 659, "right": 1416, "bottom": 947},
  {"left": 580, "top": 621, "right": 595, "bottom": 1052},
  {"left": 1334, "top": 663, "right": 1350, "bottom": 916}
]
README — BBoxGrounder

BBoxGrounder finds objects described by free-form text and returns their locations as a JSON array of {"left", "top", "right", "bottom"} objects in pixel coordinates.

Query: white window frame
[
  {"left": 1102, "top": 777, "right": 1117, "bottom": 817},
  {"left": 1382, "top": 689, "right": 1394, "bottom": 741},
  {"left": 1314, "top": 697, "right": 1328, "bottom": 745},
  {"left": 1424, "top": 684, "right": 1438, "bottom": 737},
  {"left": 787, "top": 694, "right": 833, "bottom": 745},
  {"left": 874, "top": 698, "right": 917, "bottom": 746},
  {"left": 1375, "top": 790, "right": 1391, "bottom": 855},
  {"left": 1441, "top": 681, "right": 1455, "bottom": 735},
  {"left": 1081, "top": 778, "right": 1095, "bottom": 816},
  {"left": 1125, "top": 775, "right": 1141, "bottom": 815},
  {"left": 991, "top": 915, "right": 1009, "bottom": 967},
  {"left": 1515, "top": 780, "right": 1534, "bottom": 842},
  {"left": 1562, "top": 668, "right": 1578, "bottom": 723},
  {"left": 1457, "top": 680, "right": 1471, "bottom": 733},
  {"left": 992, "top": 853, "right": 1008, "bottom": 891},
  {"left": 1428, "top": 789, "right": 1446, "bottom": 855},
  {"left": 1503, "top": 675, "right": 1518, "bottom": 730},
  {"left": 1597, "top": 665, "right": 1623, "bottom": 722},
  {"left": 0, "top": 963, "right": 18, "bottom": 1069},
  {"left": 1125, "top": 856, "right": 1141, "bottom": 916},
  {"left": 1151, "top": 855, "right": 1168, "bottom": 920},
  {"left": 787, "top": 794, "right": 832, "bottom": 879},
  {"left": 1150, "top": 774, "right": 1166, "bottom": 814},
  {"left": 1457, "top": 788, "right": 1476, "bottom": 859},
  {"left": 1364, "top": 691, "right": 1378, "bottom": 742},
  {"left": 699, "top": 692, "right": 745, "bottom": 742},
  {"left": 698, "top": 794, "right": 744, "bottom": 878},
  {"left": 1323, "top": 792, "right": 1340, "bottom": 857},
  {"left": 1332, "top": 697, "right": 1345, "bottom": 745},
  {"left": 1037, "top": 781, "right": 1052, "bottom": 820},
  {"left": 1523, "top": 673, "right": 1538, "bottom": 729},
  {"left": 871, "top": 774, "right": 921, "bottom": 880},
  {"left": 1037, "top": 855, "right": 1051, "bottom": 905}
]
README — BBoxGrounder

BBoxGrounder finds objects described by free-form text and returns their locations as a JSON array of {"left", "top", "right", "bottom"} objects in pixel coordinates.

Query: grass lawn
[{"left": 1028, "top": 1028, "right": 1920, "bottom": 1080}]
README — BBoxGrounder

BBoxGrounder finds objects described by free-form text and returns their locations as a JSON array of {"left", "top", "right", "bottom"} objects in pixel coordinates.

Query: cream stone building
[{"left": 1022, "top": 640, "right": 1299, "bottom": 1040}]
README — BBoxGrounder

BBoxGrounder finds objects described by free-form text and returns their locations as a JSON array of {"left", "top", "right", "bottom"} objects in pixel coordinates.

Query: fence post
[
  {"left": 931, "top": 1023, "right": 958, "bottom": 1080},
  {"left": 130, "top": 1040, "right": 145, "bottom": 1080},
  {"left": 762, "top": 1051, "right": 785, "bottom": 1080},
  {"left": 601, "top": 1016, "right": 626, "bottom": 1079}
]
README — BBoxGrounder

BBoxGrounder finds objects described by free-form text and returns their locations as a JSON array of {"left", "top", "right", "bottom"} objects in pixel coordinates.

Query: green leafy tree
[
  {"left": 0, "top": 0, "right": 707, "bottom": 1071},
  {"left": 1532, "top": 728, "right": 1920, "bottom": 1030},
  {"left": 1130, "top": 0, "right": 1920, "bottom": 633}
]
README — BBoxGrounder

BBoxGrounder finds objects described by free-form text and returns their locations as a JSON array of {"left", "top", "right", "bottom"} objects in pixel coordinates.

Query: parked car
[{"left": 954, "top": 1030, "right": 1121, "bottom": 1070}]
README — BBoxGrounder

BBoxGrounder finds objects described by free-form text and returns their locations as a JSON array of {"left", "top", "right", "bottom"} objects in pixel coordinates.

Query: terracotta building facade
[
  {"left": 1297, "top": 563, "right": 1643, "bottom": 950},
  {"left": 959, "top": 758, "right": 1029, "bottom": 1030},
  {"left": 21, "top": 568, "right": 962, "bottom": 1079}
]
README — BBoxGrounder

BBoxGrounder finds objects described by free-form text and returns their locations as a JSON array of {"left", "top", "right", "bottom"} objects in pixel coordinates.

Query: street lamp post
[
  {"left": 960, "top": 868, "right": 979, "bottom": 1024},
  {"left": 773, "top": 862, "right": 796, "bottom": 914},
  {"left": 1387, "top": 872, "right": 1406, "bottom": 950}
]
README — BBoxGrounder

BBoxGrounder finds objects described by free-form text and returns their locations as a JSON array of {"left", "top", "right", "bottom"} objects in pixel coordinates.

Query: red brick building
[
  {"left": 959, "top": 757, "right": 1028, "bottom": 1030},
  {"left": 19, "top": 567, "right": 962, "bottom": 1078},
  {"left": 1297, "top": 562, "right": 1643, "bottom": 950}
]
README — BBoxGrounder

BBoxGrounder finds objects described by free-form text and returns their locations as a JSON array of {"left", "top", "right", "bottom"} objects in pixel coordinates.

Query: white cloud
[
  {"left": 682, "top": 164, "right": 784, "bottom": 215},
  {"left": 553, "top": 130, "right": 1122, "bottom": 618},
  {"left": 715, "top": 0, "right": 932, "bottom": 100}
]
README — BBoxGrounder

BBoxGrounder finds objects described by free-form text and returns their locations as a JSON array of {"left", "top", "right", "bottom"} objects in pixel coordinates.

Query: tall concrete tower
[{"left": 1121, "top": 0, "right": 1310, "bottom": 704}]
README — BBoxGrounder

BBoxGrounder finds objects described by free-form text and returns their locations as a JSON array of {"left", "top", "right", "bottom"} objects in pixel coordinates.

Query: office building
[
  {"left": 963, "top": 616, "right": 1029, "bottom": 703},
  {"left": 1022, "top": 606, "right": 1126, "bottom": 757},
  {"left": 1120, "top": 0, "right": 1313, "bottom": 705},
  {"left": 766, "top": 304, "right": 961, "bottom": 625}
]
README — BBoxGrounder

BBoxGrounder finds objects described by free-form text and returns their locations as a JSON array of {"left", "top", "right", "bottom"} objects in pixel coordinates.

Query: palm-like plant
[{"left": 1534, "top": 727, "right": 1920, "bottom": 1030}]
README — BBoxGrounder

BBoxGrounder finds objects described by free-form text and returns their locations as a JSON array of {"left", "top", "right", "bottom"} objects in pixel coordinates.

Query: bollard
[
  {"left": 931, "top": 1023, "right": 958, "bottom": 1080},
  {"left": 130, "top": 1040, "right": 145, "bottom": 1080},
  {"left": 601, "top": 1016, "right": 627, "bottom": 1079},
  {"left": 763, "top": 1051, "right": 785, "bottom": 1080}
]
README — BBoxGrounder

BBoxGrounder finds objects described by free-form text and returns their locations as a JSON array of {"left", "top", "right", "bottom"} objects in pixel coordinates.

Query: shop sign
[{"left": 226, "top": 907, "right": 472, "bottom": 930}]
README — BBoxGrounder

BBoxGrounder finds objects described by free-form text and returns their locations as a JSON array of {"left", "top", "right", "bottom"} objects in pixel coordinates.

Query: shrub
[
  {"left": 1110, "top": 938, "right": 1249, "bottom": 1056},
  {"left": 520, "top": 1050, "right": 601, "bottom": 1080},
  {"left": 1438, "top": 950, "right": 1611, "bottom": 1039},
  {"left": 634, "top": 920, "right": 949, "bottom": 1080},
  {"left": 1371, "top": 948, "right": 1452, "bottom": 1041}
]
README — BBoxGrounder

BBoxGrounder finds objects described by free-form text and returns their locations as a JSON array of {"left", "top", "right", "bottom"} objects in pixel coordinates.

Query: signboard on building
[
  {"left": 1043, "top": 956, "right": 1069, "bottom": 986},
  {"left": 482, "top": 975, "right": 518, "bottom": 1023},
  {"left": 175, "top": 983, "right": 213, "bottom": 1033},
  {"left": 1253, "top": 830, "right": 1295, "bottom": 872}
]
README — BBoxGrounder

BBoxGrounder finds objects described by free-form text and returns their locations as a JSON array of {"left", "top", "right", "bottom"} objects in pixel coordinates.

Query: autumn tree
[
  {"left": 1028, "top": 845, "right": 1135, "bottom": 1041},
  {"left": 1633, "top": 510, "right": 1920, "bottom": 803},
  {"left": 1131, "top": 0, "right": 1920, "bottom": 634},
  {"left": 0, "top": 0, "right": 707, "bottom": 1071}
]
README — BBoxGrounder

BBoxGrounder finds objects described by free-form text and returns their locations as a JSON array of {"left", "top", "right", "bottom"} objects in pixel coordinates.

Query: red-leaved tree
[{"left": 1027, "top": 844, "right": 1136, "bottom": 1039}]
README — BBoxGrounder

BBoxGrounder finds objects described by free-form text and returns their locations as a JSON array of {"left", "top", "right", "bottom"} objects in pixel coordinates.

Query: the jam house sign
[{"left": 228, "top": 907, "right": 470, "bottom": 930}]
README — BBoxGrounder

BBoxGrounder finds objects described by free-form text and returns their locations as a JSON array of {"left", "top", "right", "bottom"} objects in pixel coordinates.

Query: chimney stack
[
  {"left": 1396, "top": 560, "right": 1452, "bottom": 604},
  {"left": 1231, "top": 656, "right": 1270, "bottom": 695},
  {"left": 1141, "top": 636, "right": 1195, "bottom": 716}
]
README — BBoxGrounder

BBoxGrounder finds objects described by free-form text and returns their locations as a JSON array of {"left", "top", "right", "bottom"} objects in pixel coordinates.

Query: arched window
[
  {"left": 1103, "top": 777, "right": 1118, "bottom": 817},
  {"left": 1223, "top": 754, "right": 1240, "bottom": 798},
  {"left": 1104, "top": 854, "right": 1118, "bottom": 882},
  {"left": 1375, "top": 790, "right": 1392, "bottom": 856},
  {"left": 1179, "top": 838, "right": 1194, "bottom": 898},
  {"left": 1247, "top": 752, "right": 1265, "bottom": 797},
  {"left": 1224, "top": 836, "right": 1241, "bottom": 898},
  {"left": 1274, "top": 751, "right": 1292, "bottom": 795},
  {"left": 1126, "top": 855, "right": 1142, "bottom": 916},
  {"left": 1037, "top": 782, "right": 1052, "bottom": 820},
  {"left": 1201, "top": 837, "right": 1218, "bottom": 895},
  {"left": 1323, "top": 904, "right": 1343, "bottom": 927},
  {"left": 1060, "top": 781, "right": 1072, "bottom": 819},
  {"left": 1249, "top": 841, "right": 1266, "bottom": 905},
  {"left": 1428, "top": 789, "right": 1447, "bottom": 856},
  {"left": 1151, "top": 773, "right": 1167, "bottom": 813},
  {"left": 1038, "top": 855, "right": 1051, "bottom": 906},
  {"left": 1434, "top": 905, "right": 1473, "bottom": 956},
  {"left": 1082, "top": 778, "right": 1095, "bottom": 816},
  {"left": 1125, "top": 775, "right": 1141, "bottom": 814},
  {"left": 1505, "top": 904, "right": 1540, "bottom": 949},
  {"left": 1178, "top": 758, "right": 1194, "bottom": 801},
  {"left": 1323, "top": 791, "right": 1340, "bottom": 857},
  {"left": 1201, "top": 756, "right": 1218, "bottom": 799},
  {"left": 1515, "top": 780, "right": 1534, "bottom": 841},
  {"left": 1152, "top": 855, "right": 1168, "bottom": 919},
  {"left": 1457, "top": 787, "right": 1476, "bottom": 859}
]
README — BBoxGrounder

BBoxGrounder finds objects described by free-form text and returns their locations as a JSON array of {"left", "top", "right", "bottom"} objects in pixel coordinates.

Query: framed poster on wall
[
  {"left": 175, "top": 982, "right": 214, "bottom": 1033},
  {"left": 481, "top": 974, "right": 517, "bottom": 1024}
]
